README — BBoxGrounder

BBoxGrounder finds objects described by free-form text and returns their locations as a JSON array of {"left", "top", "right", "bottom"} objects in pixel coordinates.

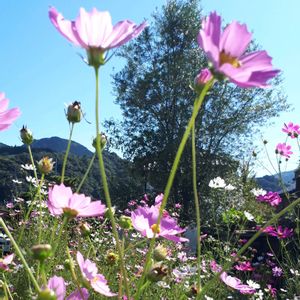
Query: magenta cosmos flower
[
  {"left": 47, "top": 184, "right": 106, "bottom": 218},
  {"left": 0, "top": 93, "right": 20, "bottom": 131},
  {"left": 282, "top": 122, "right": 300, "bottom": 138},
  {"left": 131, "top": 204, "right": 188, "bottom": 243},
  {"left": 49, "top": 7, "right": 147, "bottom": 66},
  {"left": 263, "top": 225, "right": 293, "bottom": 239},
  {"left": 275, "top": 143, "right": 293, "bottom": 158},
  {"left": 197, "top": 12, "right": 279, "bottom": 88},
  {"left": 234, "top": 261, "right": 254, "bottom": 271},
  {"left": 257, "top": 191, "right": 282, "bottom": 207},
  {"left": 77, "top": 251, "right": 116, "bottom": 297},
  {"left": 220, "top": 272, "right": 256, "bottom": 294}
]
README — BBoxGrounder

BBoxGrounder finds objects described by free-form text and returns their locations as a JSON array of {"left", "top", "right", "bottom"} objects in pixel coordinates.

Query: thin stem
[
  {"left": 135, "top": 80, "right": 213, "bottom": 299},
  {"left": 18, "top": 175, "right": 45, "bottom": 244},
  {"left": 51, "top": 216, "right": 69, "bottom": 257},
  {"left": 200, "top": 196, "right": 300, "bottom": 296},
  {"left": 38, "top": 174, "right": 45, "bottom": 243},
  {"left": 0, "top": 217, "right": 40, "bottom": 293},
  {"left": 192, "top": 122, "right": 202, "bottom": 293},
  {"left": 27, "top": 145, "right": 38, "bottom": 181},
  {"left": 76, "top": 153, "right": 96, "bottom": 193},
  {"left": 61, "top": 123, "right": 75, "bottom": 183},
  {"left": 94, "top": 67, "right": 130, "bottom": 298},
  {"left": 3, "top": 274, "right": 13, "bottom": 300}
]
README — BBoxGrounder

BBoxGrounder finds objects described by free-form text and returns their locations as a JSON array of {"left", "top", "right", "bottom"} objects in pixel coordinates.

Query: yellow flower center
[
  {"left": 219, "top": 51, "right": 240, "bottom": 68},
  {"left": 151, "top": 224, "right": 160, "bottom": 234}
]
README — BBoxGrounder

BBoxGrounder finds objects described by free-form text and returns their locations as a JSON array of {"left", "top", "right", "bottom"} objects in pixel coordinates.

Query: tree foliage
[{"left": 105, "top": 0, "right": 289, "bottom": 218}]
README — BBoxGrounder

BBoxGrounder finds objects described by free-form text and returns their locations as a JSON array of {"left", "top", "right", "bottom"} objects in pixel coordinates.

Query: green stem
[
  {"left": 38, "top": 174, "right": 45, "bottom": 244},
  {"left": 94, "top": 67, "right": 130, "bottom": 299},
  {"left": 61, "top": 123, "right": 75, "bottom": 183},
  {"left": 192, "top": 122, "right": 202, "bottom": 293},
  {"left": 66, "top": 246, "right": 85, "bottom": 300},
  {"left": 135, "top": 81, "right": 213, "bottom": 299},
  {"left": 18, "top": 175, "right": 45, "bottom": 244},
  {"left": 0, "top": 217, "right": 40, "bottom": 293},
  {"left": 51, "top": 216, "right": 69, "bottom": 257},
  {"left": 27, "top": 145, "right": 38, "bottom": 181},
  {"left": 76, "top": 153, "right": 96, "bottom": 193},
  {"left": 200, "top": 196, "right": 300, "bottom": 296}
]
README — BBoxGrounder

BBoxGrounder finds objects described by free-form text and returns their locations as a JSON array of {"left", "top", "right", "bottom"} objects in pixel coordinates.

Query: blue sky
[{"left": 0, "top": 0, "right": 299, "bottom": 176}]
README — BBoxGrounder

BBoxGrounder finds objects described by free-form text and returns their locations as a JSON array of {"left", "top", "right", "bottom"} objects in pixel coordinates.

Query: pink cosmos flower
[
  {"left": 0, "top": 254, "right": 14, "bottom": 271},
  {"left": 154, "top": 193, "right": 164, "bottom": 206},
  {"left": 282, "top": 122, "right": 300, "bottom": 138},
  {"left": 275, "top": 143, "right": 293, "bottom": 158},
  {"left": 263, "top": 225, "right": 293, "bottom": 239},
  {"left": 234, "top": 261, "right": 254, "bottom": 271},
  {"left": 131, "top": 204, "right": 188, "bottom": 243},
  {"left": 220, "top": 272, "right": 256, "bottom": 294},
  {"left": 49, "top": 7, "right": 147, "bottom": 64},
  {"left": 257, "top": 191, "right": 282, "bottom": 207},
  {"left": 77, "top": 251, "right": 117, "bottom": 297},
  {"left": 0, "top": 93, "right": 20, "bottom": 131},
  {"left": 47, "top": 276, "right": 89, "bottom": 300},
  {"left": 197, "top": 12, "right": 279, "bottom": 88},
  {"left": 47, "top": 184, "right": 106, "bottom": 218}
]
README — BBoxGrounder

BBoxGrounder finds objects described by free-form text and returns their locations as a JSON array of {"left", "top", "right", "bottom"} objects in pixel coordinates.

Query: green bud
[
  {"left": 37, "top": 157, "right": 54, "bottom": 174},
  {"left": 31, "top": 244, "right": 52, "bottom": 262},
  {"left": 147, "top": 262, "right": 168, "bottom": 282},
  {"left": 63, "top": 259, "right": 72, "bottom": 271},
  {"left": 37, "top": 289, "right": 57, "bottom": 300},
  {"left": 20, "top": 125, "right": 34, "bottom": 145},
  {"left": 92, "top": 133, "right": 107, "bottom": 150},
  {"left": 153, "top": 244, "right": 168, "bottom": 261},
  {"left": 67, "top": 101, "right": 82, "bottom": 123},
  {"left": 79, "top": 222, "right": 91, "bottom": 237},
  {"left": 106, "top": 251, "right": 119, "bottom": 265},
  {"left": 104, "top": 207, "right": 115, "bottom": 219},
  {"left": 119, "top": 215, "right": 132, "bottom": 230}
]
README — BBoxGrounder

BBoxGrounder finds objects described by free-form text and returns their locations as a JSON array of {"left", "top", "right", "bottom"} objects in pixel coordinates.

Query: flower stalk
[{"left": 61, "top": 122, "right": 74, "bottom": 183}]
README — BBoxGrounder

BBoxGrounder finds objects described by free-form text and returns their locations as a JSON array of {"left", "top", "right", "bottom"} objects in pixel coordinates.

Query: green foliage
[{"left": 105, "top": 0, "right": 289, "bottom": 219}]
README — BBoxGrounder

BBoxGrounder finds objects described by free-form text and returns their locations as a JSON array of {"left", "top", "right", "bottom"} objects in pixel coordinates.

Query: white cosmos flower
[
  {"left": 209, "top": 177, "right": 226, "bottom": 188},
  {"left": 224, "top": 184, "right": 236, "bottom": 191},
  {"left": 251, "top": 188, "right": 267, "bottom": 197},
  {"left": 244, "top": 211, "right": 255, "bottom": 221}
]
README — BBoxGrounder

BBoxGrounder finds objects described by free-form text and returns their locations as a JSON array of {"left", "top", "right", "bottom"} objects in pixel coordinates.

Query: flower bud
[
  {"left": 79, "top": 222, "right": 91, "bottom": 237},
  {"left": 147, "top": 262, "right": 168, "bottom": 282},
  {"left": 31, "top": 244, "right": 52, "bottom": 262},
  {"left": 63, "top": 259, "right": 72, "bottom": 271},
  {"left": 119, "top": 215, "right": 132, "bottom": 230},
  {"left": 37, "top": 289, "right": 57, "bottom": 300},
  {"left": 37, "top": 157, "right": 54, "bottom": 174},
  {"left": 67, "top": 101, "right": 82, "bottom": 123},
  {"left": 92, "top": 133, "right": 107, "bottom": 150},
  {"left": 20, "top": 126, "right": 34, "bottom": 145},
  {"left": 106, "top": 251, "right": 119, "bottom": 265},
  {"left": 193, "top": 68, "right": 213, "bottom": 93},
  {"left": 104, "top": 207, "right": 115, "bottom": 219},
  {"left": 153, "top": 244, "right": 168, "bottom": 261}
]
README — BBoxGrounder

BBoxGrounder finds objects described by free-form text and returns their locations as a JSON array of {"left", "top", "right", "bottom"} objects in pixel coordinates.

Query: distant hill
[
  {"left": 31, "top": 137, "right": 93, "bottom": 157},
  {"left": 0, "top": 137, "right": 144, "bottom": 207},
  {"left": 256, "top": 170, "right": 295, "bottom": 192}
]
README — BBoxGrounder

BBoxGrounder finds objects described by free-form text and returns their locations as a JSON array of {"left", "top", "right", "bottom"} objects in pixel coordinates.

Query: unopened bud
[
  {"left": 147, "top": 262, "right": 168, "bottom": 282},
  {"left": 153, "top": 244, "right": 168, "bottom": 261},
  {"left": 263, "top": 140, "right": 268, "bottom": 144},
  {"left": 31, "top": 244, "right": 52, "bottom": 262},
  {"left": 92, "top": 133, "right": 107, "bottom": 150},
  {"left": 104, "top": 207, "right": 115, "bottom": 219},
  {"left": 67, "top": 101, "right": 82, "bottom": 123},
  {"left": 193, "top": 68, "right": 213, "bottom": 93},
  {"left": 37, "top": 157, "right": 54, "bottom": 174},
  {"left": 119, "top": 215, "right": 132, "bottom": 230},
  {"left": 106, "top": 251, "right": 119, "bottom": 265},
  {"left": 79, "top": 222, "right": 91, "bottom": 237},
  {"left": 37, "top": 289, "right": 57, "bottom": 300},
  {"left": 20, "top": 126, "right": 33, "bottom": 145}
]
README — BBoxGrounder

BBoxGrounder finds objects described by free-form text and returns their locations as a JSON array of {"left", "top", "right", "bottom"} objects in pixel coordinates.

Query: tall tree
[{"left": 105, "top": 0, "right": 288, "bottom": 218}]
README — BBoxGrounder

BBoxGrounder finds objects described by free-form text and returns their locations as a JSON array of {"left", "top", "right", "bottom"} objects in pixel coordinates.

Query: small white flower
[
  {"left": 290, "top": 269, "right": 300, "bottom": 276},
  {"left": 251, "top": 188, "right": 267, "bottom": 197},
  {"left": 247, "top": 279, "right": 260, "bottom": 289},
  {"left": 225, "top": 184, "right": 236, "bottom": 191},
  {"left": 12, "top": 179, "right": 22, "bottom": 184},
  {"left": 253, "top": 289, "right": 264, "bottom": 300},
  {"left": 21, "top": 164, "right": 36, "bottom": 171},
  {"left": 209, "top": 177, "right": 226, "bottom": 189},
  {"left": 244, "top": 211, "right": 255, "bottom": 221},
  {"left": 26, "top": 176, "right": 36, "bottom": 184}
]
